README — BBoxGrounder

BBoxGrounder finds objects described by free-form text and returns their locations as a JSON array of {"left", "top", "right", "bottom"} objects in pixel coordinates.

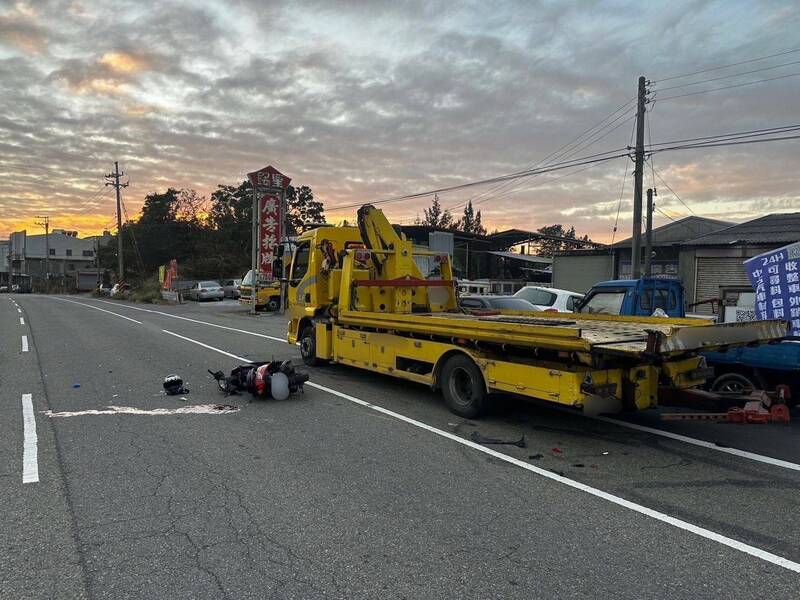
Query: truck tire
[
  {"left": 299, "top": 326, "right": 324, "bottom": 367},
  {"left": 266, "top": 298, "right": 280, "bottom": 311},
  {"left": 711, "top": 372, "right": 755, "bottom": 394},
  {"left": 440, "top": 354, "right": 487, "bottom": 418}
]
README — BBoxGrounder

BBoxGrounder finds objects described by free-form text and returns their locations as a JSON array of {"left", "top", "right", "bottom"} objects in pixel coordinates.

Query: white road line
[
  {"left": 165, "top": 329, "right": 800, "bottom": 574},
  {"left": 595, "top": 415, "right": 800, "bottom": 472},
  {"left": 21, "top": 394, "right": 39, "bottom": 483},
  {"left": 91, "top": 299, "right": 286, "bottom": 342},
  {"left": 52, "top": 297, "right": 142, "bottom": 324},
  {"left": 21, "top": 335, "right": 28, "bottom": 352},
  {"left": 17, "top": 308, "right": 22, "bottom": 313},
  {"left": 20, "top": 317, "right": 24, "bottom": 325}
]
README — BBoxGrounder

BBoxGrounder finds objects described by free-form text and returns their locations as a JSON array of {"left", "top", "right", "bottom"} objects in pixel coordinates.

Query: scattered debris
[
  {"left": 549, "top": 469, "right": 565, "bottom": 477},
  {"left": 602, "top": 451, "right": 610, "bottom": 455},
  {"left": 528, "top": 453, "right": 544, "bottom": 460},
  {"left": 551, "top": 447, "right": 562, "bottom": 454},
  {"left": 163, "top": 374, "right": 189, "bottom": 395},
  {"left": 72, "top": 383, "right": 81, "bottom": 389},
  {"left": 43, "top": 404, "right": 239, "bottom": 417},
  {"left": 573, "top": 463, "right": 585, "bottom": 468},
  {"left": 470, "top": 432, "right": 527, "bottom": 448},
  {"left": 209, "top": 360, "right": 308, "bottom": 399}
]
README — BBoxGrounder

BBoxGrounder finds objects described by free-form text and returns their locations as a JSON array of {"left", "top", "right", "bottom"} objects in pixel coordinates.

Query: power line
[
  {"left": 657, "top": 71, "right": 800, "bottom": 101},
  {"left": 644, "top": 123, "right": 800, "bottom": 147},
  {"left": 654, "top": 58, "right": 800, "bottom": 92},
  {"left": 327, "top": 147, "right": 631, "bottom": 213},
  {"left": 650, "top": 132, "right": 800, "bottom": 153},
  {"left": 649, "top": 163, "right": 695, "bottom": 216},
  {"left": 610, "top": 119, "right": 638, "bottom": 244},
  {"left": 653, "top": 47, "right": 800, "bottom": 83},
  {"left": 432, "top": 100, "right": 636, "bottom": 219}
]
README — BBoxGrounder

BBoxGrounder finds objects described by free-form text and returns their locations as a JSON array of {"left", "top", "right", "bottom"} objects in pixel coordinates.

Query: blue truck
[{"left": 578, "top": 278, "right": 799, "bottom": 397}]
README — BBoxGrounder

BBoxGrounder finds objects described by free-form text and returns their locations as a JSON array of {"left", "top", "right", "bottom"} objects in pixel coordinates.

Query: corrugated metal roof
[
  {"left": 486, "top": 251, "right": 553, "bottom": 264},
  {"left": 681, "top": 212, "right": 800, "bottom": 246},
  {"left": 613, "top": 216, "right": 733, "bottom": 247}
]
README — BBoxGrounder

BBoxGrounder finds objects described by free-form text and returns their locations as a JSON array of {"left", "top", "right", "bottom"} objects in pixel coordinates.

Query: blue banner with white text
[{"left": 743, "top": 241, "right": 800, "bottom": 336}]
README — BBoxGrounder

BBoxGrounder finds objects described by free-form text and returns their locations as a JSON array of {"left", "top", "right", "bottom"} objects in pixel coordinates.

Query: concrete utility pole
[
  {"left": 644, "top": 188, "right": 655, "bottom": 277},
  {"left": 105, "top": 161, "right": 129, "bottom": 283},
  {"left": 34, "top": 215, "right": 50, "bottom": 289},
  {"left": 251, "top": 187, "right": 258, "bottom": 315},
  {"left": 631, "top": 75, "right": 648, "bottom": 279}
]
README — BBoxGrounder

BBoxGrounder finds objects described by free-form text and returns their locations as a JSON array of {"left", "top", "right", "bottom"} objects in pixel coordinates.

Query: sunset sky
[{"left": 1, "top": 0, "right": 798, "bottom": 242}]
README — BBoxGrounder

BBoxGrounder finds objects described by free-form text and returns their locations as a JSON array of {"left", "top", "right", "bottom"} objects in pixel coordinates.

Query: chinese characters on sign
[
  {"left": 744, "top": 241, "right": 800, "bottom": 336},
  {"left": 246, "top": 165, "right": 290, "bottom": 284},
  {"left": 258, "top": 194, "right": 281, "bottom": 281}
]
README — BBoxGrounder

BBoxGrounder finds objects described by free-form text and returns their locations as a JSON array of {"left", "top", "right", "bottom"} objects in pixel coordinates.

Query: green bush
[{"left": 130, "top": 277, "right": 163, "bottom": 304}]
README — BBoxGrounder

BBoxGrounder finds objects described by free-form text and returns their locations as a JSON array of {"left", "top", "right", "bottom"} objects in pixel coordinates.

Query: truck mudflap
[{"left": 658, "top": 319, "right": 787, "bottom": 353}]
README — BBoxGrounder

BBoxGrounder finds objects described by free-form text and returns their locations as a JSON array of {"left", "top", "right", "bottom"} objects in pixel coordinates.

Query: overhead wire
[
  {"left": 656, "top": 71, "right": 800, "bottom": 101},
  {"left": 653, "top": 58, "right": 800, "bottom": 92},
  {"left": 653, "top": 47, "right": 800, "bottom": 83},
  {"left": 610, "top": 119, "right": 638, "bottom": 244}
]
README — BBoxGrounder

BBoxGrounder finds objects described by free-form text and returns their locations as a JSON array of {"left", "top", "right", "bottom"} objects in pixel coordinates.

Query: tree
[
  {"left": 534, "top": 224, "right": 592, "bottom": 256},
  {"left": 286, "top": 185, "right": 325, "bottom": 234},
  {"left": 456, "top": 200, "right": 486, "bottom": 235},
  {"left": 418, "top": 194, "right": 453, "bottom": 229}
]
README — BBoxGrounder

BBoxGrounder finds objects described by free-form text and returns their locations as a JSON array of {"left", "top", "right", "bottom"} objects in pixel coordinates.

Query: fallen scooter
[{"left": 208, "top": 360, "right": 309, "bottom": 400}]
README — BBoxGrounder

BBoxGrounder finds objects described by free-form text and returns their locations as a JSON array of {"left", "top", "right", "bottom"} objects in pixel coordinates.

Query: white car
[
  {"left": 513, "top": 286, "right": 584, "bottom": 312},
  {"left": 189, "top": 280, "right": 225, "bottom": 301}
]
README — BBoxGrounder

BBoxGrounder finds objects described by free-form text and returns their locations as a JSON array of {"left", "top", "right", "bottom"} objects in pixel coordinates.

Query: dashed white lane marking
[
  {"left": 596, "top": 415, "right": 800, "bottom": 472},
  {"left": 17, "top": 308, "right": 22, "bottom": 313},
  {"left": 21, "top": 335, "right": 28, "bottom": 352},
  {"left": 43, "top": 404, "right": 239, "bottom": 417},
  {"left": 20, "top": 317, "right": 24, "bottom": 325},
  {"left": 52, "top": 297, "right": 142, "bottom": 324},
  {"left": 91, "top": 298, "right": 285, "bottom": 342},
  {"left": 164, "top": 329, "right": 800, "bottom": 574},
  {"left": 22, "top": 394, "right": 39, "bottom": 483}
]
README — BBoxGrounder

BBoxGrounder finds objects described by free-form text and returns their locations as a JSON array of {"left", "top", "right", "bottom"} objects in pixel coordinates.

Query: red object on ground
[{"left": 551, "top": 447, "right": 562, "bottom": 454}]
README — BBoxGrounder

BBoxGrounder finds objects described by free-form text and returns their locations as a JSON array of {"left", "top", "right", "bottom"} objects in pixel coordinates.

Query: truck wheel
[
  {"left": 711, "top": 373, "right": 755, "bottom": 394},
  {"left": 266, "top": 298, "right": 280, "bottom": 311},
  {"left": 299, "top": 326, "right": 324, "bottom": 367},
  {"left": 440, "top": 354, "right": 487, "bottom": 418}
]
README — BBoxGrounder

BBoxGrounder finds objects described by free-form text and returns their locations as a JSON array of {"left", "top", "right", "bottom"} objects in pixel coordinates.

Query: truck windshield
[
  {"left": 242, "top": 270, "right": 255, "bottom": 286},
  {"left": 580, "top": 291, "right": 626, "bottom": 315}
]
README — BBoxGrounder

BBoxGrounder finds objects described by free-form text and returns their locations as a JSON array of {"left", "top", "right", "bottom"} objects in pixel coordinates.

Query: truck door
[{"left": 288, "top": 241, "right": 312, "bottom": 306}]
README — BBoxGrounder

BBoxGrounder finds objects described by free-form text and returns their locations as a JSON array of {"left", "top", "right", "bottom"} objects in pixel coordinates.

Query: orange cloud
[{"left": 99, "top": 51, "right": 149, "bottom": 74}]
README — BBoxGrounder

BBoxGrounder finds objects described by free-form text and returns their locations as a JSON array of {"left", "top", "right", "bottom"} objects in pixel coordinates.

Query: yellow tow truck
[{"left": 286, "top": 205, "right": 786, "bottom": 417}]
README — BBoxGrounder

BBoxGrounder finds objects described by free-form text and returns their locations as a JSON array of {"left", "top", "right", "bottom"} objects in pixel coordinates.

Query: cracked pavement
[{"left": 2, "top": 295, "right": 800, "bottom": 598}]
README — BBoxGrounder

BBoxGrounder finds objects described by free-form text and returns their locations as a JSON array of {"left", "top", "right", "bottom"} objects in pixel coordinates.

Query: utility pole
[
  {"left": 251, "top": 187, "right": 258, "bottom": 315},
  {"left": 644, "top": 188, "right": 655, "bottom": 277},
  {"left": 631, "top": 75, "right": 648, "bottom": 279},
  {"left": 105, "top": 161, "right": 128, "bottom": 283},
  {"left": 34, "top": 215, "right": 50, "bottom": 290}
]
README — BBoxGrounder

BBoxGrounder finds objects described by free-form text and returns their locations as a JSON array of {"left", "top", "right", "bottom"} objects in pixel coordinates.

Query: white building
[{"left": 8, "top": 229, "right": 97, "bottom": 277}]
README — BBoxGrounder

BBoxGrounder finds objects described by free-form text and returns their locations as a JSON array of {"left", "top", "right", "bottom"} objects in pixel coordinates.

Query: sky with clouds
[{"left": 0, "top": 0, "right": 798, "bottom": 242}]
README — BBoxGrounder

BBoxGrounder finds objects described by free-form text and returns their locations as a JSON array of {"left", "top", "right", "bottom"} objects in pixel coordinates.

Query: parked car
[
  {"left": 514, "top": 285, "right": 584, "bottom": 312},
  {"left": 189, "top": 280, "right": 224, "bottom": 301},
  {"left": 222, "top": 278, "right": 242, "bottom": 299},
  {"left": 459, "top": 295, "right": 540, "bottom": 312}
]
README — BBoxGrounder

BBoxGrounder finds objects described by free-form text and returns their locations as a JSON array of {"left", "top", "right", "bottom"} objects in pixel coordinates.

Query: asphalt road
[{"left": 2, "top": 294, "right": 799, "bottom": 599}]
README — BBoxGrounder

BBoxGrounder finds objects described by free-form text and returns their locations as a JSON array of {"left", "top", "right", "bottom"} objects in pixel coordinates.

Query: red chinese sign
[
  {"left": 247, "top": 165, "right": 291, "bottom": 190},
  {"left": 258, "top": 193, "right": 281, "bottom": 280}
]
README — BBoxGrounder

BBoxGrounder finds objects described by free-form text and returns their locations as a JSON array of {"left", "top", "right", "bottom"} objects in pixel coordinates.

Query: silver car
[
  {"left": 189, "top": 280, "right": 225, "bottom": 301},
  {"left": 222, "top": 278, "right": 242, "bottom": 299}
]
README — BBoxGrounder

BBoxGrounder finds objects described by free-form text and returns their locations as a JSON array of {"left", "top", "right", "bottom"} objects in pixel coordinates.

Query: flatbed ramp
[{"left": 338, "top": 310, "right": 787, "bottom": 358}]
